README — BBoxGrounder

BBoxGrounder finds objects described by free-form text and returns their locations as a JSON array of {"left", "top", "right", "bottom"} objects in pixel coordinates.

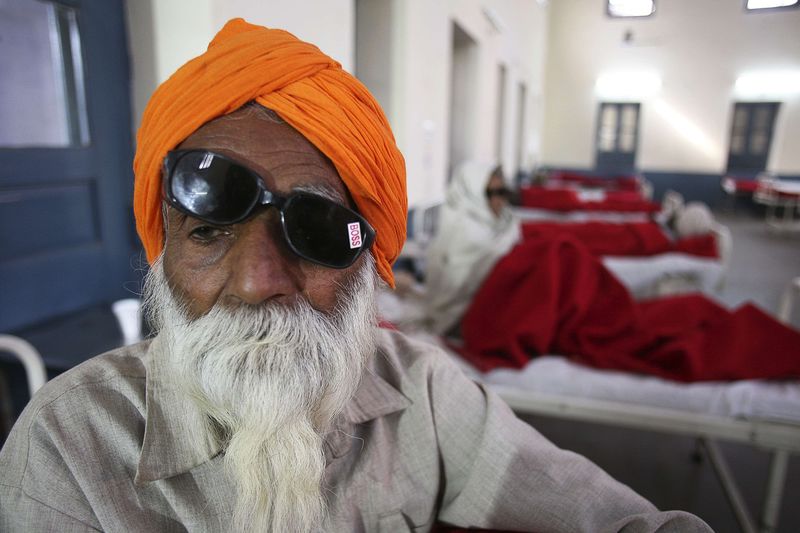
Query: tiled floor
[
  {"left": 523, "top": 209, "right": 800, "bottom": 533},
  {"left": 713, "top": 211, "right": 800, "bottom": 321}
]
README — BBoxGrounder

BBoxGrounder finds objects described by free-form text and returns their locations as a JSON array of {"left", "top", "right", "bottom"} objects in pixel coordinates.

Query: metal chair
[
  {"left": 0, "top": 335, "right": 47, "bottom": 397},
  {"left": 0, "top": 335, "right": 47, "bottom": 439}
]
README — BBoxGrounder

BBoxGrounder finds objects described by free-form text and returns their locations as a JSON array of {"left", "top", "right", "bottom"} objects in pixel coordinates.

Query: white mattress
[
  {"left": 603, "top": 253, "right": 724, "bottom": 298},
  {"left": 508, "top": 209, "right": 727, "bottom": 297},
  {"left": 512, "top": 207, "right": 652, "bottom": 223},
  {"left": 408, "top": 332, "right": 800, "bottom": 426}
]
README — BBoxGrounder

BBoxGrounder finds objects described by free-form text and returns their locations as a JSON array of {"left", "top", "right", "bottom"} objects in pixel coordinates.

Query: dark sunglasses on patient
[
  {"left": 162, "top": 149, "right": 376, "bottom": 269},
  {"left": 485, "top": 186, "right": 511, "bottom": 198}
]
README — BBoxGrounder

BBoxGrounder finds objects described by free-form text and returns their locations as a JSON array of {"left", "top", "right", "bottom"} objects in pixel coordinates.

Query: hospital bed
[
  {"left": 405, "top": 202, "right": 732, "bottom": 299},
  {"left": 373, "top": 314, "right": 800, "bottom": 533},
  {"left": 482, "top": 354, "right": 799, "bottom": 533},
  {"left": 387, "top": 203, "right": 794, "bottom": 532},
  {"left": 753, "top": 177, "right": 800, "bottom": 233},
  {"left": 604, "top": 223, "right": 732, "bottom": 298},
  {"left": 512, "top": 205, "right": 653, "bottom": 223},
  {"left": 517, "top": 186, "right": 661, "bottom": 216},
  {"left": 512, "top": 182, "right": 663, "bottom": 223},
  {"left": 544, "top": 170, "right": 652, "bottom": 195}
]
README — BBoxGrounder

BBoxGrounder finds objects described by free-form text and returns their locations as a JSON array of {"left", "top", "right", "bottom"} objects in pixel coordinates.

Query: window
[
  {"left": 746, "top": 0, "right": 798, "bottom": 11},
  {"left": 0, "top": 0, "right": 90, "bottom": 147},
  {"left": 607, "top": 0, "right": 655, "bottom": 18},
  {"left": 595, "top": 102, "right": 640, "bottom": 173},
  {"left": 726, "top": 102, "right": 780, "bottom": 174}
]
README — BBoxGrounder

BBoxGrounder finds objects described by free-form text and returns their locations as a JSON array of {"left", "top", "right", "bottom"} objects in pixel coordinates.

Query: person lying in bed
[
  {"left": 423, "top": 161, "right": 521, "bottom": 335},
  {"left": 458, "top": 231, "right": 800, "bottom": 383},
  {"left": 410, "top": 164, "right": 799, "bottom": 382}
]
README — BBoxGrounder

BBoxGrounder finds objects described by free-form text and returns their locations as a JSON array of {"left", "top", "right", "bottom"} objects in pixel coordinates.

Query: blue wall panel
[
  {"left": 0, "top": 181, "right": 99, "bottom": 261},
  {"left": 541, "top": 166, "right": 800, "bottom": 208}
]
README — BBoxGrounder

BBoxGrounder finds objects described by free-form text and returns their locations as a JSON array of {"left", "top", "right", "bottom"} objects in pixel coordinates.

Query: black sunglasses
[
  {"left": 162, "top": 149, "right": 376, "bottom": 269},
  {"left": 485, "top": 186, "right": 511, "bottom": 199}
]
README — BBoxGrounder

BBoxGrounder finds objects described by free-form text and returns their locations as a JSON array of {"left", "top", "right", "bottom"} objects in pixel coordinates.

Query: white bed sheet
[
  {"left": 512, "top": 207, "right": 652, "bottom": 223},
  {"left": 603, "top": 253, "right": 724, "bottom": 298},
  {"left": 404, "top": 332, "right": 800, "bottom": 427},
  {"left": 482, "top": 356, "right": 800, "bottom": 426}
]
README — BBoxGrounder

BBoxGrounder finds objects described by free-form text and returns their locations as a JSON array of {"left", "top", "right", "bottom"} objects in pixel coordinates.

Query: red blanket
[
  {"left": 520, "top": 186, "right": 661, "bottom": 213},
  {"left": 549, "top": 171, "right": 640, "bottom": 191},
  {"left": 521, "top": 221, "right": 718, "bottom": 258},
  {"left": 459, "top": 236, "right": 800, "bottom": 382}
]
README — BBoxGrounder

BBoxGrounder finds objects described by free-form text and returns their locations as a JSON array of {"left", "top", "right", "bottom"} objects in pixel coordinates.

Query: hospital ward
[{"left": 1, "top": 1, "right": 800, "bottom": 532}]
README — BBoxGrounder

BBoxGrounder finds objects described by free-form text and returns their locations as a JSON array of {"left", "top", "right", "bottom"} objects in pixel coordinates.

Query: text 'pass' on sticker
[{"left": 348, "top": 222, "right": 362, "bottom": 249}]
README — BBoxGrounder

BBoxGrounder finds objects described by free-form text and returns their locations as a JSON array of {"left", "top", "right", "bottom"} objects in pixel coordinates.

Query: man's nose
[{"left": 227, "top": 213, "right": 301, "bottom": 306}]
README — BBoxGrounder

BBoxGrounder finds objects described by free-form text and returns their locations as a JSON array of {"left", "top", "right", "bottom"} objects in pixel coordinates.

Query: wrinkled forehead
[{"left": 175, "top": 105, "right": 349, "bottom": 203}]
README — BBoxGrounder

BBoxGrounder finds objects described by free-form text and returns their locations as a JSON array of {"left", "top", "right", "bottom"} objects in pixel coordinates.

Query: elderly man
[{"left": 0, "top": 19, "right": 712, "bottom": 532}]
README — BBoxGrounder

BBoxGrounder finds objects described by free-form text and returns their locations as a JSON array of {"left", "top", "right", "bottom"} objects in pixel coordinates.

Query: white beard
[{"left": 142, "top": 253, "right": 379, "bottom": 532}]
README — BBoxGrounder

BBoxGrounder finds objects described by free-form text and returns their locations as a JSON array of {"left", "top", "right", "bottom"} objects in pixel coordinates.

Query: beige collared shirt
[{"left": 0, "top": 329, "right": 712, "bottom": 532}]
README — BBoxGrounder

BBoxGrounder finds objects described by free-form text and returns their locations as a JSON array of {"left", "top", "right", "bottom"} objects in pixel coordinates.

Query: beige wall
[
  {"left": 383, "top": 0, "right": 548, "bottom": 206},
  {"left": 125, "top": 0, "right": 353, "bottom": 133},
  {"left": 542, "top": 0, "right": 800, "bottom": 174}
]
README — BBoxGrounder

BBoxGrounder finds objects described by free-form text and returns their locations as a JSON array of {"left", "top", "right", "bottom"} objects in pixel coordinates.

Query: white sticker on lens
[{"left": 348, "top": 222, "right": 362, "bottom": 249}]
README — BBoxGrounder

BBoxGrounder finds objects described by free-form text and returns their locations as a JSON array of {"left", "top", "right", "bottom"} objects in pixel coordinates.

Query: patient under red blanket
[
  {"left": 521, "top": 221, "right": 718, "bottom": 258},
  {"left": 459, "top": 236, "right": 800, "bottom": 382}
]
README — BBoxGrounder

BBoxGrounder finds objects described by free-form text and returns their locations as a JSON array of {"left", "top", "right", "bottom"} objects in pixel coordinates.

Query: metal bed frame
[{"left": 491, "top": 384, "right": 799, "bottom": 533}]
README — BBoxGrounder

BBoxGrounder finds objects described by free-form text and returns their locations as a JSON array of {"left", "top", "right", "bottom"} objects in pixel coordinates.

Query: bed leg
[
  {"left": 701, "top": 438, "right": 757, "bottom": 533},
  {"left": 760, "top": 449, "right": 789, "bottom": 533}
]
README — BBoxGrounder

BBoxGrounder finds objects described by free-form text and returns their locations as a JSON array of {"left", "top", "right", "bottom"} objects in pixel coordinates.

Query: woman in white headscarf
[{"left": 424, "top": 161, "right": 521, "bottom": 335}]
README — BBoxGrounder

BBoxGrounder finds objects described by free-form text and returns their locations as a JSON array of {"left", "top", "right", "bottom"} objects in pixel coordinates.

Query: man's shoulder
[
  {"left": 375, "top": 327, "right": 448, "bottom": 364},
  {"left": 372, "top": 327, "right": 470, "bottom": 390},
  {"left": 28, "top": 340, "right": 150, "bottom": 412},
  {"left": 1, "top": 341, "right": 151, "bottom": 484}
]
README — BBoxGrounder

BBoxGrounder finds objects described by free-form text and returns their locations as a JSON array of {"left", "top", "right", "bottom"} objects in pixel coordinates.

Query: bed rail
[{"left": 491, "top": 385, "right": 799, "bottom": 533}]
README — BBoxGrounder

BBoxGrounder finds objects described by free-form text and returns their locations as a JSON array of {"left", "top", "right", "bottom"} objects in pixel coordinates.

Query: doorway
[
  {"left": 0, "top": 0, "right": 136, "bottom": 331},
  {"left": 448, "top": 21, "right": 479, "bottom": 181}
]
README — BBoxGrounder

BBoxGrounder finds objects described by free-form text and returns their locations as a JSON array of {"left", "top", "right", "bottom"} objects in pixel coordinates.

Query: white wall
[
  {"left": 125, "top": 0, "right": 353, "bottom": 133},
  {"left": 355, "top": 0, "right": 394, "bottom": 117},
  {"left": 542, "top": 0, "right": 800, "bottom": 175},
  {"left": 210, "top": 1, "right": 354, "bottom": 71},
  {"left": 126, "top": 0, "right": 550, "bottom": 207},
  {"left": 382, "top": 0, "right": 549, "bottom": 207}
]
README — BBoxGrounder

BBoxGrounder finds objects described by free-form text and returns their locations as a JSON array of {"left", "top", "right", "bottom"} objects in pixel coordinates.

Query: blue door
[
  {"left": 0, "top": 0, "right": 137, "bottom": 332},
  {"left": 595, "top": 102, "right": 640, "bottom": 175},
  {"left": 726, "top": 102, "right": 780, "bottom": 175}
]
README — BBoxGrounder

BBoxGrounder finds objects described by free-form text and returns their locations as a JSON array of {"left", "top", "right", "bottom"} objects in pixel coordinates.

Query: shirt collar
[{"left": 135, "top": 334, "right": 411, "bottom": 484}]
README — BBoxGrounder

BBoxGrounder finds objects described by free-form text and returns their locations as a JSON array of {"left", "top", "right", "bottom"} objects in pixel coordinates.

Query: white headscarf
[{"left": 424, "top": 161, "right": 520, "bottom": 334}]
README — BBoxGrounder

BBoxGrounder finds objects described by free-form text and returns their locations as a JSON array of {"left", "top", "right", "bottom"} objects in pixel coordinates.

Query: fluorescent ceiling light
[
  {"left": 595, "top": 72, "right": 661, "bottom": 99},
  {"left": 608, "top": 0, "right": 655, "bottom": 17},
  {"left": 735, "top": 71, "right": 800, "bottom": 98},
  {"left": 746, "top": 0, "right": 797, "bottom": 9}
]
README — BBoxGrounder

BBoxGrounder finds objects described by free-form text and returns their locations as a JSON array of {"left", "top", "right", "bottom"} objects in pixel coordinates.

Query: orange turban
[{"left": 134, "top": 18, "right": 406, "bottom": 287}]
